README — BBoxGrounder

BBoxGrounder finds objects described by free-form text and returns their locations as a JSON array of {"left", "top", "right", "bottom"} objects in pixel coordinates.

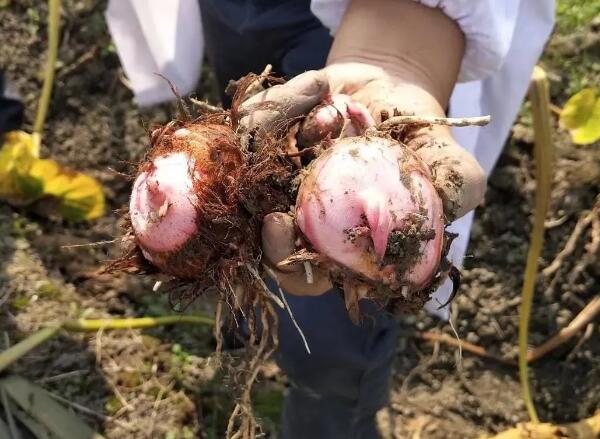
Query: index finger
[{"left": 239, "top": 70, "right": 330, "bottom": 136}]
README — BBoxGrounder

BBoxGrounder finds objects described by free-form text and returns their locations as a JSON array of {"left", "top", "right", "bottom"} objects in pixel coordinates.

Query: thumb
[
  {"left": 261, "top": 212, "right": 299, "bottom": 273},
  {"left": 261, "top": 212, "right": 332, "bottom": 296}
]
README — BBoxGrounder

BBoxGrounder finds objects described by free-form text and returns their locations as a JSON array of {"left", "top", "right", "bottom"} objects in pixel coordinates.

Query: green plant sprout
[{"left": 518, "top": 65, "right": 554, "bottom": 423}]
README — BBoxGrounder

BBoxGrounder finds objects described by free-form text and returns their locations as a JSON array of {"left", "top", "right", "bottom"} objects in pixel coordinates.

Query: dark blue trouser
[
  {"left": 0, "top": 71, "right": 24, "bottom": 135},
  {"left": 199, "top": 2, "right": 399, "bottom": 437},
  {"left": 199, "top": 0, "right": 333, "bottom": 106}
]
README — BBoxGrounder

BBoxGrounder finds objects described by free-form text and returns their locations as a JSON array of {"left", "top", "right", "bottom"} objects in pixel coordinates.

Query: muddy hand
[
  {"left": 238, "top": 70, "right": 330, "bottom": 140},
  {"left": 237, "top": 70, "right": 333, "bottom": 296},
  {"left": 262, "top": 212, "right": 333, "bottom": 296},
  {"left": 316, "top": 63, "right": 485, "bottom": 222},
  {"left": 403, "top": 123, "right": 486, "bottom": 221}
]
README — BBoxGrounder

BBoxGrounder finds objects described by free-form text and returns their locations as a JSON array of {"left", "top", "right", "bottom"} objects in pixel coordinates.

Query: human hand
[
  {"left": 244, "top": 0, "right": 487, "bottom": 297},
  {"left": 322, "top": 62, "right": 486, "bottom": 221},
  {"left": 238, "top": 70, "right": 335, "bottom": 296},
  {"left": 255, "top": 63, "right": 485, "bottom": 296}
]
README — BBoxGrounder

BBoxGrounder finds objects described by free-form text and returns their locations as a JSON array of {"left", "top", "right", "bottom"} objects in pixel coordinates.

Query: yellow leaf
[
  {"left": 13, "top": 172, "right": 45, "bottom": 201},
  {"left": 560, "top": 88, "right": 597, "bottom": 130},
  {"left": 2, "top": 130, "right": 38, "bottom": 156},
  {"left": 0, "top": 132, "right": 106, "bottom": 220},
  {"left": 29, "top": 158, "right": 60, "bottom": 181},
  {"left": 41, "top": 164, "right": 106, "bottom": 221},
  {"left": 0, "top": 131, "right": 41, "bottom": 201},
  {"left": 60, "top": 174, "right": 106, "bottom": 220},
  {"left": 40, "top": 163, "right": 76, "bottom": 197},
  {"left": 571, "top": 98, "right": 600, "bottom": 145},
  {"left": 0, "top": 131, "right": 36, "bottom": 174}
]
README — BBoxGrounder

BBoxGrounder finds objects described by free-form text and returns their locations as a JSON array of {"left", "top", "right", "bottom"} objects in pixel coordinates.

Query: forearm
[{"left": 327, "top": 0, "right": 464, "bottom": 112}]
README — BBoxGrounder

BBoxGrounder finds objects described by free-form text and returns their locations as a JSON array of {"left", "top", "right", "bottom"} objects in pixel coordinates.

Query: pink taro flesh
[
  {"left": 330, "top": 94, "right": 376, "bottom": 137},
  {"left": 295, "top": 137, "right": 444, "bottom": 290},
  {"left": 129, "top": 152, "right": 200, "bottom": 257}
]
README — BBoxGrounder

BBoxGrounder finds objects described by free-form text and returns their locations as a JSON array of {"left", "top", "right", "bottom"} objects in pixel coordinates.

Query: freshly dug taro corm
[
  {"left": 292, "top": 136, "right": 449, "bottom": 320},
  {"left": 296, "top": 93, "right": 375, "bottom": 147},
  {"left": 107, "top": 74, "right": 295, "bottom": 309},
  {"left": 129, "top": 123, "right": 244, "bottom": 278},
  {"left": 283, "top": 94, "right": 463, "bottom": 321},
  {"left": 105, "top": 75, "right": 298, "bottom": 439},
  {"left": 110, "top": 80, "right": 466, "bottom": 321}
]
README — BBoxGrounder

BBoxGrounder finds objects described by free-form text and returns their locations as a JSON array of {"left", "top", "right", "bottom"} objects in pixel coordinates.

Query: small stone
[
  {"left": 466, "top": 331, "right": 480, "bottom": 344},
  {"left": 555, "top": 308, "right": 573, "bottom": 327},
  {"left": 14, "top": 239, "right": 30, "bottom": 250}
]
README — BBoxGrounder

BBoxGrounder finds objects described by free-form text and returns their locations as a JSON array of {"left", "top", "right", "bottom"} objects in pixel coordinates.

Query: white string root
[
  {"left": 189, "top": 98, "right": 223, "bottom": 114},
  {"left": 262, "top": 264, "right": 311, "bottom": 355},
  {"left": 244, "top": 263, "right": 284, "bottom": 309},
  {"left": 377, "top": 114, "right": 491, "bottom": 130},
  {"left": 303, "top": 262, "right": 314, "bottom": 284}
]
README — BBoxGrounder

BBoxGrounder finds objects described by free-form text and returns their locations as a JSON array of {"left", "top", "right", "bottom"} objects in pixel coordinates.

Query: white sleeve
[
  {"left": 310, "top": 0, "right": 522, "bottom": 82},
  {"left": 105, "top": 0, "right": 204, "bottom": 107},
  {"left": 427, "top": 0, "right": 555, "bottom": 321},
  {"left": 310, "top": 0, "right": 556, "bottom": 320}
]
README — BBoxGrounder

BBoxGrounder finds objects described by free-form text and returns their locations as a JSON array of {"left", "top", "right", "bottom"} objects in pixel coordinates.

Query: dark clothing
[
  {"left": 270, "top": 282, "right": 398, "bottom": 439},
  {"left": 199, "top": 0, "right": 333, "bottom": 106},
  {"left": 0, "top": 71, "right": 24, "bottom": 135}
]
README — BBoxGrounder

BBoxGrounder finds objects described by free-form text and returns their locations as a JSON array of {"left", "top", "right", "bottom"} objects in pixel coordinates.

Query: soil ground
[{"left": 0, "top": 1, "right": 599, "bottom": 438}]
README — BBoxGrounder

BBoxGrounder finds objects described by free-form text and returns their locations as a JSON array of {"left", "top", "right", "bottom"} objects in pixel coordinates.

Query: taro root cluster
[{"left": 109, "top": 81, "right": 455, "bottom": 320}]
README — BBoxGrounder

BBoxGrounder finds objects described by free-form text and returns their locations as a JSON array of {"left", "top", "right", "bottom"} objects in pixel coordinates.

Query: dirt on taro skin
[{"left": 1, "top": 1, "right": 600, "bottom": 438}]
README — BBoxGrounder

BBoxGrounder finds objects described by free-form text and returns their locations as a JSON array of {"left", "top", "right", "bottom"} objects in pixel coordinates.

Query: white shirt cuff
[
  {"left": 417, "top": 0, "right": 510, "bottom": 82},
  {"left": 310, "top": 0, "right": 512, "bottom": 83}
]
